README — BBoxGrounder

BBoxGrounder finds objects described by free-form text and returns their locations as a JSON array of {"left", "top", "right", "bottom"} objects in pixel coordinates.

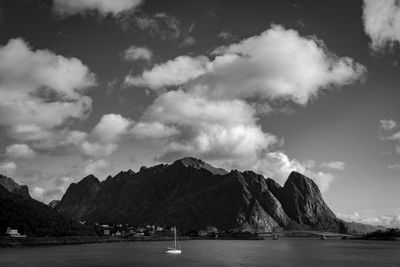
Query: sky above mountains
[{"left": 0, "top": 0, "right": 400, "bottom": 227}]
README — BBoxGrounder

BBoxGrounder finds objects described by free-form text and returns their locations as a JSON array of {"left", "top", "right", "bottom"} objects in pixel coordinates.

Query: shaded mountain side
[
  {"left": 0, "top": 174, "right": 30, "bottom": 198},
  {"left": 48, "top": 200, "right": 60, "bottom": 209},
  {"left": 57, "top": 157, "right": 347, "bottom": 233},
  {"left": 266, "top": 172, "right": 347, "bottom": 233},
  {"left": 0, "top": 184, "right": 95, "bottom": 237}
]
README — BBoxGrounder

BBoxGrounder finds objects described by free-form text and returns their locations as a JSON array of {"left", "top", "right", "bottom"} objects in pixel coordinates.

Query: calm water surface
[{"left": 1, "top": 238, "right": 400, "bottom": 266}]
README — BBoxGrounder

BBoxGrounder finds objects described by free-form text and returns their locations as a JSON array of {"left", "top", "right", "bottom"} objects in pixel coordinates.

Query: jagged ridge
[{"left": 56, "top": 157, "right": 347, "bottom": 233}]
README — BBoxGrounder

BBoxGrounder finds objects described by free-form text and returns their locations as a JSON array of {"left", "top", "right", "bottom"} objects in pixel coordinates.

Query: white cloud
[
  {"left": 125, "top": 56, "right": 210, "bottom": 89},
  {"left": 83, "top": 159, "right": 111, "bottom": 176},
  {"left": 128, "top": 25, "right": 366, "bottom": 105},
  {"left": 387, "top": 163, "right": 400, "bottom": 170},
  {"left": 123, "top": 45, "right": 153, "bottom": 61},
  {"left": 79, "top": 142, "right": 118, "bottom": 159},
  {"left": 180, "top": 36, "right": 196, "bottom": 47},
  {"left": 320, "top": 161, "right": 346, "bottom": 170},
  {"left": 131, "top": 121, "right": 179, "bottom": 139},
  {"left": 5, "top": 144, "right": 35, "bottom": 159},
  {"left": 142, "top": 90, "right": 278, "bottom": 163},
  {"left": 363, "top": 0, "right": 400, "bottom": 51},
  {"left": 337, "top": 212, "right": 400, "bottom": 227},
  {"left": 92, "top": 114, "right": 132, "bottom": 143},
  {"left": 53, "top": 0, "right": 143, "bottom": 16},
  {"left": 0, "top": 38, "right": 96, "bottom": 142},
  {"left": 32, "top": 186, "right": 45, "bottom": 199},
  {"left": 0, "top": 161, "right": 17, "bottom": 176},
  {"left": 380, "top": 119, "right": 397, "bottom": 131},
  {"left": 254, "top": 151, "right": 335, "bottom": 193}
]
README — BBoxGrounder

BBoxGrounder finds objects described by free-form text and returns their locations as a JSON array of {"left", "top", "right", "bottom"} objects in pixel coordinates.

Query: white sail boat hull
[
  {"left": 165, "top": 226, "right": 182, "bottom": 254},
  {"left": 166, "top": 248, "right": 182, "bottom": 254}
]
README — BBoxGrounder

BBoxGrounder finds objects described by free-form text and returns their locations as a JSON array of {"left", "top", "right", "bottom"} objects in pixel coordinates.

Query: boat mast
[{"left": 174, "top": 227, "right": 177, "bottom": 249}]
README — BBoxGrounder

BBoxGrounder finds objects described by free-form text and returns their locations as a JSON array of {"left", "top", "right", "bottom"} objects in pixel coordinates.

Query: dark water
[{"left": 1, "top": 238, "right": 400, "bottom": 266}]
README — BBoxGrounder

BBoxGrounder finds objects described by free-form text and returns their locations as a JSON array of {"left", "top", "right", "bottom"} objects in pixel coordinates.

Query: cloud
[
  {"left": 387, "top": 163, "right": 400, "bottom": 171},
  {"left": 32, "top": 186, "right": 45, "bottom": 199},
  {"left": 120, "top": 12, "right": 181, "bottom": 40},
  {"left": 127, "top": 25, "right": 366, "bottom": 105},
  {"left": 131, "top": 121, "right": 179, "bottom": 139},
  {"left": 380, "top": 119, "right": 397, "bottom": 131},
  {"left": 320, "top": 161, "right": 346, "bottom": 170},
  {"left": 0, "top": 38, "right": 96, "bottom": 142},
  {"left": 143, "top": 90, "right": 278, "bottom": 162},
  {"left": 92, "top": 114, "right": 132, "bottom": 143},
  {"left": 123, "top": 45, "right": 153, "bottom": 61},
  {"left": 218, "top": 30, "right": 237, "bottom": 40},
  {"left": 363, "top": 0, "right": 400, "bottom": 51},
  {"left": 126, "top": 56, "right": 210, "bottom": 89},
  {"left": 83, "top": 159, "right": 111, "bottom": 177},
  {"left": 337, "top": 212, "right": 400, "bottom": 227},
  {"left": 180, "top": 36, "right": 196, "bottom": 47},
  {"left": 53, "top": 0, "right": 143, "bottom": 16},
  {"left": 5, "top": 144, "right": 35, "bottom": 159},
  {"left": 0, "top": 161, "right": 17, "bottom": 176},
  {"left": 254, "top": 151, "right": 335, "bottom": 192}
]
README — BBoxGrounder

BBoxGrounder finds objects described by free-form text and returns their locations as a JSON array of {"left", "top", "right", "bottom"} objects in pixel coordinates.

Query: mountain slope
[
  {"left": 57, "top": 157, "right": 346, "bottom": 233},
  {"left": 0, "top": 184, "right": 94, "bottom": 236},
  {"left": 0, "top": 174, "right": 30, "bottom": 198}
]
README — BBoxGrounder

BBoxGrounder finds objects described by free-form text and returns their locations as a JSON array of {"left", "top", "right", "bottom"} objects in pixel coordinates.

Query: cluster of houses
[{"left": 96, "top": 223, "right": 166, "bottom": 237}]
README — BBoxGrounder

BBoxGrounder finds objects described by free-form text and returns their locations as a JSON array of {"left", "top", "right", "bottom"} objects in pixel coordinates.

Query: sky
[{"left": 0, "top": 0, "right": 400, "bottom": 227}]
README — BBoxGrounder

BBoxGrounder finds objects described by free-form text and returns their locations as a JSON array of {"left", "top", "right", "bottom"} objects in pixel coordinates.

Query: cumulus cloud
[
  {"left": 123, "top": 45, "right": 153, "bottom": 61},
  {"left": 363, "top": 0, "right": 400, "bottom": 51},
  {"left": 83, "top": 159, "right": 112, "bottom": 176},
  {"left": 142, "top": 90, "right": 278, "bottom": 162},
  {"left": 122, "top": 25, "right": 365, "bottom": 193},
  {"left": 127, "top": 25, "right": 366, "bottom": 105},
  {"left": 254, "top": 151, "right": 335, "bottom": 192},
  {"left": 125, "top": 56, "right": 210, "bottom": 89},
  {"left": 0, "top": 161, "right": 17, "bottom": 176},
  {"left": 53, "top": 0, "right": 143, "bottom": 16},
  {"left": 0, "top": 38, "right": 96, "bottom": 142},
  {"left": 337, "top": 212, "right": 400, "bottom": 227},
  {"left": 320, "top": 161, "right": 346, "bottom": 170},
  {"left": 5, "top": 144, "right": 35, "bottom": 159},
  {"left": 92, "top": 114, "right": 132, "bottom": 143},
  {"left": 380, "top": 119, "right": 397, "bottom": 131},
  {"left": 131, "top": 121, "right": 179, "bottom": 139},
  {"left": 387, "top": 163, "right": 400, "bottom": 171}
]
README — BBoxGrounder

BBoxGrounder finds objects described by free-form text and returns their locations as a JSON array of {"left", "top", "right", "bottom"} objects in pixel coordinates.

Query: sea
[{"left": 1, "top": 238, "right": 400, "bottom": 266}]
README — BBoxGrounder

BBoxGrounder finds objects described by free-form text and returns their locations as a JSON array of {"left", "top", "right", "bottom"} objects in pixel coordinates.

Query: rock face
[
  {"left": 0, "top": 184, "right": 94, "bottom": 236},
  {"left": 0, "top": 174, "right": 30, "bottom": 198},
  {"left": 48, "top": 200, "right": 60, "bottom": 209},
  {"left": 56, "top": 157, "right": 346, "bottom": 233}
]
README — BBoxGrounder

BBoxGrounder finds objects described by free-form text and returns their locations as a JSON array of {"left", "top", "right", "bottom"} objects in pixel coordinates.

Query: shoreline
[{"left": 0, "top": 235, "right": 263, "bottom": 248}]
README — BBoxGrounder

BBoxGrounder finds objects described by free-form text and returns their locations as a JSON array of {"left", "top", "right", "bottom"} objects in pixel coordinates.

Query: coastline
[{"left": 0, "top": 235, "right": 264, "bottom": 248}]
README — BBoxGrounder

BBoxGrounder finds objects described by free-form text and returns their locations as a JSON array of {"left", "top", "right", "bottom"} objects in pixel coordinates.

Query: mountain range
[{"left": 55, "top": 157, "right": 347, "bottom": 233}]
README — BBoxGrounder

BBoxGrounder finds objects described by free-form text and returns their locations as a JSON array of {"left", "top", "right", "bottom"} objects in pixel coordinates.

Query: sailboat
[{"left": 166, "top": 226, "right": 182, "bottom": 254}]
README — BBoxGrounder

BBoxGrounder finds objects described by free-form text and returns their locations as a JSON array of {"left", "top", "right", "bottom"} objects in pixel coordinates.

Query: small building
[{"left": 5, "top": 227, "right": 26, "bottom": 238}]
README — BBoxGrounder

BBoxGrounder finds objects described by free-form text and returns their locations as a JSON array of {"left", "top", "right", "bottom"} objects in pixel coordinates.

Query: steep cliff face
[
  {"left": 56, "top": 158, "right": 346, "bottom": 232},
  {"left": 56, "top": 175, "right": 101, "bottom": 219},
  {"left": 0, "top": 174, "right": 30, "bottom": 198},
  {"left": 267, "top": 172, "right": 346, "bottom": 232}
]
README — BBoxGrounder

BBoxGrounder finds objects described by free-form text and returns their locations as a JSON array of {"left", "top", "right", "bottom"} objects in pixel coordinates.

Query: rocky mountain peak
[
  {"left": 78, "top": 174, "right": 100, "bottom": 186},
  {"left": 0, "top": 174, "right": 30, "bottom": 198},
  {"left": 173, "top": 157, "right": 228, "bottom": 175}
]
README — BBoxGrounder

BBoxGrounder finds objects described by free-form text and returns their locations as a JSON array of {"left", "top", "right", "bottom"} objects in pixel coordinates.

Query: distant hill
[
  {"left": 344, "top": 221, "right": 387, "bottom": 235},
  {"left": 0, "top": 178, "right": 95, "bottom": 237},
  {"left": 0, "top": 174, "right": 30, "bottom": 198},
  {"left": 57, "top": 157, "right": 347, "bottom": 233}
]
